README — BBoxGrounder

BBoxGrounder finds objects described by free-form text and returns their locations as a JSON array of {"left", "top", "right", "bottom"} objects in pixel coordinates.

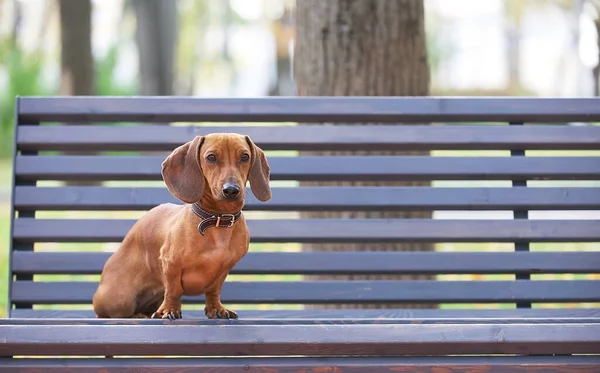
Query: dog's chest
[{"left": 180, "top": 239, "right": 246, "bottom": 296}]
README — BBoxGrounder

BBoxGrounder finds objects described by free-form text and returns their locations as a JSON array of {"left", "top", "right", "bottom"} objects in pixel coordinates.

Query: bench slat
[
  {"left": 12, "top": 251, "right": 600, "bottom": 275},
  {"left": 6, "top": 356, "right": 600, "bottom": 373},
  {"left": 3, "top": 356, "right": 600, "bottom": 373},
  {"left": 17, "top": 96, "right": 600, "bottom": 123},
  {"left": 15, "top": 155, "right": 600, "bottom": 181},
  {"left": 14, "top": 186, "right": 600, "bottom": 211},
  {"left": 16, "top": 124, "right": 600, "bottom": 151},
  {"left": 11, "top": 308, "right": 600, "bottom": 319},
  {"left": 6, "top": 317, "right": 600, "bottom": 325},
  {"left": 11, "top": 280, "right": 600, "bottom": 304},
  {"left": 13, "top": 218, "right": 600, "bottom": 243},
  {"left": 2, "top": 323, "right": 600, "bottom": 356}
]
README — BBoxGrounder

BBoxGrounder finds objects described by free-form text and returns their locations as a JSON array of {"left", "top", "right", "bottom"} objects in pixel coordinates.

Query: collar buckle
[
  {"left": 191, "top": 203, "right": 241, "bottom": 235},
  {"left": 216, "top": 214, "right": 236, "bottom": 228}
]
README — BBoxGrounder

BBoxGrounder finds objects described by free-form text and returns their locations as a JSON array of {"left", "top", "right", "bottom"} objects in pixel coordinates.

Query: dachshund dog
[{"left": 92, "top": 133, "right": 271, "bottom": 319}]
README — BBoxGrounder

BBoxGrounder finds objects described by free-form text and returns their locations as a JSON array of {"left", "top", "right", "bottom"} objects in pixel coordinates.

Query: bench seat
[{"left": 2, "top": 319, "right": 600, "bottom": 356}]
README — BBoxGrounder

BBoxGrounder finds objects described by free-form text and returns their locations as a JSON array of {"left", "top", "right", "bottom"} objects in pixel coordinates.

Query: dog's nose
[{"left": 222, "top": 184, "right": 240, "bottom": 199}]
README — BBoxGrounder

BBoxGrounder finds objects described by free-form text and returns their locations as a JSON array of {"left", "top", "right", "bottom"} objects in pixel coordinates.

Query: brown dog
[{"left": 92, "top": 133, "right": 271, "bottom": 319}]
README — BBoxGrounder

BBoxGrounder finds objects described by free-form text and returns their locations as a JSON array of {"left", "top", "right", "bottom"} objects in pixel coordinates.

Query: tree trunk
[
  {"left": 59, "top": 0, "right": 94, "bottom": 96},
  {"left": 59, "top": 0, "right": 97, "bottom": 186},
  {"left": 294, "top": 0, "right": 435, "bottom": 310},
  {"left": 132, "top": 0, "right": 177, "bottom": 96},
  {"left": 594, "top": 18, "right": 600, "bottom": 97}
]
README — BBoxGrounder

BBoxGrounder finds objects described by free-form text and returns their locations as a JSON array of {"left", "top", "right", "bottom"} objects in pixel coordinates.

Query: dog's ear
[
  {"left": 245, "top": 136, "right": 271, "bottom": 202},
  {"left": 161, "top": 136, "right": 205, "bottom": 204}
]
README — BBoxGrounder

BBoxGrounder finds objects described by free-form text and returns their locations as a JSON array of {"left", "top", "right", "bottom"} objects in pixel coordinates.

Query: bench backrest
[{"left": 8, "top": 96, "right": 600, "bottom": 317}]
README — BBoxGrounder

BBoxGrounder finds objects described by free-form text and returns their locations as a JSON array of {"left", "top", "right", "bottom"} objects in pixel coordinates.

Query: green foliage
[
  {"left": 93, "top": 44, "right": 140, "bottom": 150},
  {"left": 0, "top": 40, "right": 54, "bottom": 158},
  {"left": 95, "top": 45, "right": 136, "bottom": 97}
]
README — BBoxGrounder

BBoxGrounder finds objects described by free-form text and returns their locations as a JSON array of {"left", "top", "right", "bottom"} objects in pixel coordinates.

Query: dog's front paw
[
  {"left": 152, "top": 303, "right": 182, "bottom": 321},
  {"left": 205, "top": 304, "right": 238, "bottom": 319}
]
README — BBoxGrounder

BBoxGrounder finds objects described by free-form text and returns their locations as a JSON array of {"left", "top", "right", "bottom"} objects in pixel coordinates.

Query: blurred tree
[
  {"left": 0, "top": 0, "right": 54, "bottom": 158},
  {"left": 268, "top": 1, "right": 295, "bottom": 96},
  {"left": 503, "top": 0, "right": 525, "bottom": 91},
  {"left": 589, "top": 0, "right": 600, "bottom": 95},
  {"left": 175, "top": 0, "right": 209, "bottom": 95},
  {"left": 595, "top": 15, "right": 600, "bottom": 95},
  {"left": 503, "top": 0, "right": 579, "bottom": 94},
  {"left": 59, "top": 0, "right": 98, "bottom": 185},
  {"left": 294, "top": 0, "right": 434, "bottom": 310},
  {"left": 131, "top": 0, "right": 177, "bottom": 96},
  {"left": 58, "top": 0, "right": 94, "bottom": 96}
]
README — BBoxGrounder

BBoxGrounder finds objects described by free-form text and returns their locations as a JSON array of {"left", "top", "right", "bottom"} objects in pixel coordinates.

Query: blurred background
[
  {"left": 3, "top": 0, "right": 600, "bottom": 156},
  {"left": 1, "top": 0, "right": 600, "bottom": 316}
]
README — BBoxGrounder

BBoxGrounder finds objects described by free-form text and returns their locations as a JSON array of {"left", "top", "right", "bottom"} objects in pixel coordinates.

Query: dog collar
[{"left": 190, "top": 203, "right": 242, "bottom": 235}]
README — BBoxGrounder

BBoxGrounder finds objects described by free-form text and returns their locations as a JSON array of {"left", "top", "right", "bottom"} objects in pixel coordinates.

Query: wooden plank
[
  {"left": 2, "top": 356, "right": 600, "bottom": 373},
  {"left": 2, "top": 323, "right": 600, "bottom": 356},
  {"left": 10, "top": 280, "right": 600, "bottom": 304},
  {"left": 11, "top": 251, "right": 600, "bottom": 275},
  {"left": 14, "top": 186, "right": 600, "bottom": 211},
  {"left": 5, "top": 317, "right": 600, "bottom": 326},
  {"left": 15, "top": 155, "right": 600, "bottom": 181},
  {"left": 12, "top": 218, "right": 600, "bottom": 243},
  {"left": 17, "top": 96, "right": 600, "bottom": 123},
  {"left": 11, "top": 308, "right": 600, "bottom": 319},
  {"left": 16, "top": 124, "right": 600, "bottom": 151}
]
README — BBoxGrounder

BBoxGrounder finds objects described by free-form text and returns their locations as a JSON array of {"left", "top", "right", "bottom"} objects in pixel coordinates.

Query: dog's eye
[
  {"left": 206, "top": 154, "right": 217, "bottom": 163},
  {"left": 241, "top": 153, "right": 250, "bottom": 163}
]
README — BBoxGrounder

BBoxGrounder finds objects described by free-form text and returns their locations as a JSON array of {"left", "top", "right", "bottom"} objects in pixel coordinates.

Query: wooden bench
[{"left": 2, "top": 96, "right": 600, "bottom": 372}]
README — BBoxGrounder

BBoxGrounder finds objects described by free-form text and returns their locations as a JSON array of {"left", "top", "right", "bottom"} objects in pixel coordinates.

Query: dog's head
[{"left": 161, "top": 133, "right": 271, "bottom": 205}]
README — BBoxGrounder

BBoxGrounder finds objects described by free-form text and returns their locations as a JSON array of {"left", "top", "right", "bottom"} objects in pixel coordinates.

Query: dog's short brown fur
[{"left": 92, "top": 133, "right": 271, "bottom": 319}]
